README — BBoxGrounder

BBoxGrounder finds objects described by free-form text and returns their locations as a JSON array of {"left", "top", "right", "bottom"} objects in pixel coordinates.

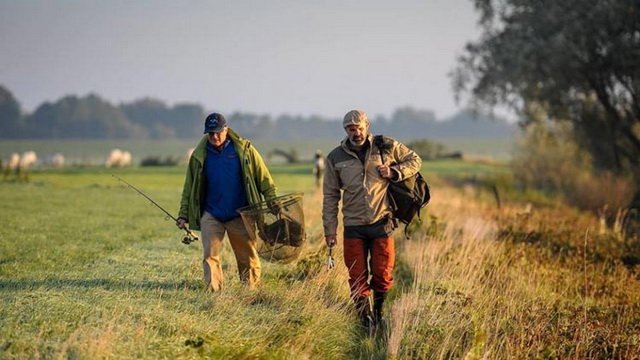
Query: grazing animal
[
  {"left": 47, "top": 153, "right": 65, "bottom": 168},
  {"left": 19, "top": 151, "right": 38, "bottom": 169},
  {"left": 8, "top": 153, "right": 20, "bottom": 169},
  {"left": 105, "top": 149, "right": 132, "bottom": 168}
]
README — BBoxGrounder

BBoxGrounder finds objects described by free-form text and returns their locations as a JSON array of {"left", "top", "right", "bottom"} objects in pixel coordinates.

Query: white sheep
[
  {"left": 19, "top": 151, "right": 37, "bottom": 169},
  {"left": 46, "top": 153, "right": 65, "bottom": 168},
  {"left": 106, "top": 149, "right": 132, "bottom": 168},
  {"left": 120, "top": 151, "right": 132, "bottom": 167},
  {"left": 106, "top": 149, "right": 121, "bottom": 168},
  {"left": 8, "top": 153, "right": 20, "bottom": 169}
]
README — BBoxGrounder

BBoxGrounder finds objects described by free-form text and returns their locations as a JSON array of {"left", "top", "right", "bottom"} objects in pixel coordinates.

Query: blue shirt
[{"left": 203, "top": 139, "right": 248, "bottom": 222}]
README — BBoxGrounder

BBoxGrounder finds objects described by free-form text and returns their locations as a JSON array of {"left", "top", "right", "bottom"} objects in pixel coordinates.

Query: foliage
[
  {"left": 140, "top": 155, "right": 180, "bottom": 167},
  {"left": 27, "top": 94, "right": 147, "bottom": 139},
  {"left": 454, "top": 0, "right": 640, "bottom": 199},
  {"left": 511, "top": 121, "right": 593, "bottom": 193},
  {"left": 511, "top": 120, "right": 636, "bottom": 222},
  {"left": 0, "top": 85, "right": 23, "bottom": 139},
  {"left": 227, "top": 111, "right": 276, "bottom": 141},
  {"left": 121, "top": 98, "right": 204, "bottom": 139},
  {"left": 268, "top": 148, "right": 300, "bottom": 163},
  {"left": 407, "top": 139, "right": 450, "bottom": 160},
  {"left": 0, "top": 83, "right": 517, "bottom": 141}
]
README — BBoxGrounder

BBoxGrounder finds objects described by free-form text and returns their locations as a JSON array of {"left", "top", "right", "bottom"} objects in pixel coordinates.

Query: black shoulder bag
[{"left": 373, "top": 135, "right": 431, "bottom": 236}]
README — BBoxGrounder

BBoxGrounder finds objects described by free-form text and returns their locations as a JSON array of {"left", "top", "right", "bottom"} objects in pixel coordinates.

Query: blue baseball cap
[{"left": 204, "top": 113, "right": 227, "bottom": 134}]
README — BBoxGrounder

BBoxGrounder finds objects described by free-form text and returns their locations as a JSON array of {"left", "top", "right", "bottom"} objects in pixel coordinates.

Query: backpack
[{"left": 373, "top": 135, "right": 431, "bottom": 234}]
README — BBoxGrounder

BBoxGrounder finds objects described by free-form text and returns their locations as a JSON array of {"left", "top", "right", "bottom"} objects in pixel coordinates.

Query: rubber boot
[
  {"left": 354, "top": 296, "right": 374, "bottom": 337},
  {"left": 373, "top": 291, "right": 387, "bottom": 334}
]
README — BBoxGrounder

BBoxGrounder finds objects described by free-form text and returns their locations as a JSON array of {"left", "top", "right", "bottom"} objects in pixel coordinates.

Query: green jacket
[{"left": 178, "top": 129, "right": 277, "bottom": 230}]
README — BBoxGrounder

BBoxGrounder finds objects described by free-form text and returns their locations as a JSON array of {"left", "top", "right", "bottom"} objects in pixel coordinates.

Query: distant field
[
  {"left": 425, "top": 158, "right": 510, "bottom": 177},
  {"left": 0, "top": 137, "right": 514, "bottom": 166},
  {"left": 434, "top": 137, "right": 515, "bottom": 159}
]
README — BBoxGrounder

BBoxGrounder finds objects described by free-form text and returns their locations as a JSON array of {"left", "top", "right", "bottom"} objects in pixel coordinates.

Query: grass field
[
  {"left": 1, "top": 163, "right": 639, "bottom": 359},
  {"left": 0, "top": 137, "right": 514, "bottom": 166}
]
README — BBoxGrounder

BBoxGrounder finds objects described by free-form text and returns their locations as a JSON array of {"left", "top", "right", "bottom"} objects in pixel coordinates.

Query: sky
[{"left": 0, "top": 0, "right": 482, "bottom": 120}]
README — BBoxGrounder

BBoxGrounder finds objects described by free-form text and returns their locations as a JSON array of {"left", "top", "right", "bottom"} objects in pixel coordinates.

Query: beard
[{"left": 349, "top": 134, "right": 367, "bottom": 147}]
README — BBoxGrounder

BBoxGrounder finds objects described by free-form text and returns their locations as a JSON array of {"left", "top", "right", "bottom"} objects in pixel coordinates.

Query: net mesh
[{"left": 238, "top": 192, "right": 306, "bottom": 264}]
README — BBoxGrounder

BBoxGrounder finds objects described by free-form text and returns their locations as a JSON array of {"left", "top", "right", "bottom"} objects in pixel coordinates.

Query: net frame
[{"left": 237, "top": 192, "right": 306, "bottom": 263}]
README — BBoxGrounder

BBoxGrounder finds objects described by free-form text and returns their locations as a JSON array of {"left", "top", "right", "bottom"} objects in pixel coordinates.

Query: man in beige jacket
[{"left": 323, "top": 110, "right": 422, "bottom": 335}]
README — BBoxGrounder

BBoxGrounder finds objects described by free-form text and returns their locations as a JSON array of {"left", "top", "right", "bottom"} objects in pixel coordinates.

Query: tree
[
  {"left": 169, "top": 103, "right": 205, "bottom": 139},
  {"left": 0, "top": 85, "right": 24, "bottom": 138},
  {"left": 228, "top": 112, "right": 274, "bottom": 140},
  {"left": 453, "top": 0, "right": 640, "bottom": 200},
  {"left": 120, "top": 99, "right": 205, "bottom": 139},
  {"left": 120, "top": 98, "right": 175, "bottom": 138},
  {"left": 388, "top": 107, "right": 437, "bottom": 139},
  {"left": 26, "top": 94, "right": 146, "bottom": 139}
]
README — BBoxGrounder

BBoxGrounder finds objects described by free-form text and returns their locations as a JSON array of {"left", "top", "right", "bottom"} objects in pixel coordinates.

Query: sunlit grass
[
  {"left": 388, "top": 187, "right": 640, "bottom": 359},
  {"left": 1, "top": 165, "right": 638, "bottom": 359}
]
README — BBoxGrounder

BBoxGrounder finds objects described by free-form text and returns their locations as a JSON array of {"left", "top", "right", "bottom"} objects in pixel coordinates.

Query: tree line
[{"left": 0, "top": 85, "right": 515, "bottom": 141}]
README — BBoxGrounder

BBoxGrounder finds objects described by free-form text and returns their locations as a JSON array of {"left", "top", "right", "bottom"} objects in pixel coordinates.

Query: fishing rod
[{"left": 111, "top": 173, "right": 198, "bottom": 245}]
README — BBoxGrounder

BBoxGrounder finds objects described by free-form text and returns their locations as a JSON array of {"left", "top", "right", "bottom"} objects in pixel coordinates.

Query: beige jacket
[{"left": 322, "top": 134, "right": 422, "bottom": 236}]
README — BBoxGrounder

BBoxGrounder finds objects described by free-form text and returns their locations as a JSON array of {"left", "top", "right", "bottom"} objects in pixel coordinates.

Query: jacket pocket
[{"left": 336, "top": 159, "right": 362, "bottom": 188}]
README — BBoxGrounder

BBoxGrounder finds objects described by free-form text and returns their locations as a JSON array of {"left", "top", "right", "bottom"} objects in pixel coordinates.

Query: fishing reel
[
  {"left": 111, "top": 174, "right": 203, "bottom": 247},
  {"left": 181, "top": 232, "right": 199, "bottom": 245}
]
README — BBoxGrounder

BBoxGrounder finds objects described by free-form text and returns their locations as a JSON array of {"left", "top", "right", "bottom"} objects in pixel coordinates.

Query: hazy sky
[{"left": 0, "top": 0, "right": 481, "bottom": 120}]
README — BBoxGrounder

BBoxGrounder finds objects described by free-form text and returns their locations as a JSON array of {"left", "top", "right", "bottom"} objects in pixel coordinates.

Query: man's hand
[
  {"left": 378, "top": 165, "right": 400, "bottom": 180},
  {"left": 268, "top": 200, "right": 282, "bottom": 215},
  {"left": 377, "top": 165, "right": 393, "bottom": 179},
  {"left": 325, "top": 234, "right": 337, "bottom": 248},
  {"left": 176, "top": 218, "right": 188, "bottom": 230}
]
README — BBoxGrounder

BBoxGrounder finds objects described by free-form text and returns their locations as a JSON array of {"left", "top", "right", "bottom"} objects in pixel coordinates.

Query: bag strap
[
  {"left": 373, "top": 135, "right": 386, "bottom": 164},
  {"left": 374, "top": 135, "right": 414, "bottom": 240}
]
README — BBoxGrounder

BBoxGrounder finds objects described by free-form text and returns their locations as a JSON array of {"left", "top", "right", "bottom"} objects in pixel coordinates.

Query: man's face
[
  {"left": 207, "top": 127, "right": 228, "bottom": 148},
  {"left": 345, "top": 122, "right": 369, "bottom": 146}
]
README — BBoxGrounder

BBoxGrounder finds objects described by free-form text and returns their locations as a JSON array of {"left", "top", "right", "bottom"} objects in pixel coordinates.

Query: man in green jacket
[{"left": 177, "top": 113, "right": 277, "bottom": 291}]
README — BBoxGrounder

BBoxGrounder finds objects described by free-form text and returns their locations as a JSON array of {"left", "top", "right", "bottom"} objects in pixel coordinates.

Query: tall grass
[
  {"left": 388, "top": 186, "right": 640, "bottom": 359},
  {"left": 0, "top": 167, "right": 365, "bottom": 359},
  {"left": 1, "top": 166, "right": 638, "bottom": 359}
]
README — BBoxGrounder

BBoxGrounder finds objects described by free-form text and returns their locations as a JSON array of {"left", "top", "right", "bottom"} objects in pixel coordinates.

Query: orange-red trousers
[{"left": 343, "top": 237, "right": 395, "bottom": 298}]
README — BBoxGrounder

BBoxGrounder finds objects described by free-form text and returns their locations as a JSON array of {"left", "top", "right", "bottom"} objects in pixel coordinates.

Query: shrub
[
  {"left": 406, "top": 139, "right": 450, "bottom": 160},
  {"left": 511, "top": 121, "right": 592, "bottom": 193},
  {"left": 571, "top": 172, "right": 635, "bottom": 219},
  {"left": 511, "top": 121, "right": 637, "bottom": 224},
  {"left": 140, "top": 155, "right": 179, "bottom": 167},
  {"left": 268, "top": 149, "right": 299, "bottom": 163}
]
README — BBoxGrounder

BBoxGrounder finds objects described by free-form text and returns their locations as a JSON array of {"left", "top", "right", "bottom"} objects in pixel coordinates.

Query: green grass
[
  {"left": 0, "top": 139, "right": 335, "bottom": 166},
  {"left": 1, "top": 163, "right": 638, "bottom": 359},
  {"left": 433, "top": 137, "right": 514, "bottom": 160},
  {"left": 1, "top": 167, "right": 357, "bottom": 359},
  {"left": 425, "top": 158, "right": 509, "bottom": 177},
  {"left": 0, "top": 137, "right": 514, "bottom": 166}
]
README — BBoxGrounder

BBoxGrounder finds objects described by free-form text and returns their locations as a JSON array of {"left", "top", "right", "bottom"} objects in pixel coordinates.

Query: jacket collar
[{"left": 192, "top": 128, "right": 249, "bottom": 163}]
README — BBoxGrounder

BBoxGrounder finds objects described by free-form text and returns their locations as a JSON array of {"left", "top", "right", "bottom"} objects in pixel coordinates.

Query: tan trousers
[{"left": 200, "top": 212, "right": 261, "bottom": 291}]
